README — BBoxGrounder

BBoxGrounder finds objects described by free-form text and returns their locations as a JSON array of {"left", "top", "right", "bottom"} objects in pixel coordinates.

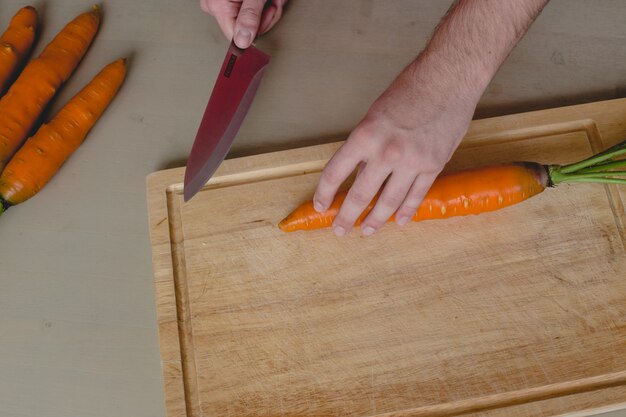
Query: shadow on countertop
[
  {"left": 156, "top": 88, "right": 626, "bottom": 172},
  {"left": 475, "top": 88, "right": 626, "bottom": 119}
]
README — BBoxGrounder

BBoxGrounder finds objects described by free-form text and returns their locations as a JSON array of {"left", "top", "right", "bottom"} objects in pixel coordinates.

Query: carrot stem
[
  {"left": 559, "top": 139, "right": 626, "bottom": 173},
  {"left": 549, "top": 164, "right": 626, "bottom": 186},
  {"left": 548, "top": 138, "right": 626, "bottom": 185},
  {"left": 577, "top": 159, "right": 626, "bottom": 173},
  {"left": 558, "top": 177, "right": 626, "bottom": 185},
  {"left": 560, "top": 171, "right": 626, "bottom": 179}
]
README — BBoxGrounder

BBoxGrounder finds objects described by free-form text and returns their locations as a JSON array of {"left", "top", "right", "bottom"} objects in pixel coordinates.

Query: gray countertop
[{"left": 1, "top": 1, "right": 625, "bottom": 416}]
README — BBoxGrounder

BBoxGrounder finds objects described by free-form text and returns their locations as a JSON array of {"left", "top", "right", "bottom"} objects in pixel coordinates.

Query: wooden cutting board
[{"left": 147, "top": 99, "right": 626, "bottom": 417}]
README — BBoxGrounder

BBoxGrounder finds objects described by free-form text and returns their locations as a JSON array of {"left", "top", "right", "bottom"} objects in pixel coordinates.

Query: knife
[{"left": 183, "top": 40, "right": 270, "bottom": 202}]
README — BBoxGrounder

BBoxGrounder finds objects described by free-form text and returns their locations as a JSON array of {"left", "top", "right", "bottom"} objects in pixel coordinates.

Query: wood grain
[{"left": 147, "top": 99, "right": 626, "bottom": 417}]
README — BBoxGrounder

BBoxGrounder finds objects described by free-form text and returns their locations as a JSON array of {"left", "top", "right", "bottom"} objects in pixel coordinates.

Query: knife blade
[{"left": 183, "top": 41, "right": 270, "bottom": 202}]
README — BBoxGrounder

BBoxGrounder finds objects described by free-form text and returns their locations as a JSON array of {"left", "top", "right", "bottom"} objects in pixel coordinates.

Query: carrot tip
[
  {"left": 278, "top": 217, "right": 294, "bottom": 232},
  {"left": 14, "top": 6, "right": 38, "bottom": 26},
  {"left": 92, "top": 4, "right": 101, "bottom": 15}
]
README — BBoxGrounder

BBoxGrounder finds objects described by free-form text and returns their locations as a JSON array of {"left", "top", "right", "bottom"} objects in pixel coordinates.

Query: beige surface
[
  {"left": 1, "top": 1, "right": 626, "bottom": 416},
  {"left": 147, "top": 99, "right": 626, "bottom": 417}
]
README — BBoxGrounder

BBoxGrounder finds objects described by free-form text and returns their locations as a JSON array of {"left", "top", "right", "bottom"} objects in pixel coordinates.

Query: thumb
[{"left": 234, "top": 0, "right": 266, "bottom": 48}]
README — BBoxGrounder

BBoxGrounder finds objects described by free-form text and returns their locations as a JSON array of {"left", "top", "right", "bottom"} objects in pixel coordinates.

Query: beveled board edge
[
  {"left": 555, "top": 402, "right": 626, "bottom": 417},
  {"left": 146, "top": 98, "right": 626, "bottom": 417}
]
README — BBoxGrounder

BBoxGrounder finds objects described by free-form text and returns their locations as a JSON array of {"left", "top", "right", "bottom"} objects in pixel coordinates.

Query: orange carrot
[
  {"left": 0, "top": 6, "right": 100, "bottom": 170},
  {"left": 279, "top": 143, "right": 626, "bottom": 233},
  {"left": 0, "top": 59, "right": 127, "bottom": 214},
  {"left": 0, "top": 6, "right": 38, "bottom": 94}
]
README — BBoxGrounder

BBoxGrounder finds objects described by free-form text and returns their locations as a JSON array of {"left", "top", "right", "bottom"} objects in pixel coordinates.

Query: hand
[
  {"left": 313, "top": 60, "right": 480, "bottom": 237},
  {"left": 311, "top": 0, "right": 548, "bottom": 237},
  {"left": 199, "top": 0, "right": 287, "bottom": 48}
]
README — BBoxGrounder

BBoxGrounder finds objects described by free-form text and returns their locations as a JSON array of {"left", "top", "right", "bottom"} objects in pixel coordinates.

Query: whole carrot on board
[
  {"left": 278, "top": 141, "right": 626, "bottom": 232},
  {"left": 0, "top": 58, "right": 127, "bottom": 215},
  {"left": 0, "top": 6, "right": 100, "bottom": 170},
  {"left": 0, "top": 6, "right": 38, "bottom": 94}
]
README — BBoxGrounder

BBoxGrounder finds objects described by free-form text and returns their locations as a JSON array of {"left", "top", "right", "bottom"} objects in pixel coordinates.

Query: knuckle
[
  {"left": 349, "top": 123, "right": 377, "bottom": 146},
  {"left": 205, "top": 0, "right": 219, "bottom": 14},
  {"left": 405, "top": 199, "right": 421, "bottom": 209},
  {"left": 365, "top": 216, "right": 385, "bottom": 229},
  {"left": 403, "top": 152, "right": 421, "bottom": 169},
  {"left": 321, "top": 166, "right": 343, "bottom": 186},
  {"left": 382, "top": 192, "right": 405, "bottom": 209},
  {"left": 342, "top": 145, "right": 363, "bottom": 163},
  {"left": 348, "top": 188, "right": 372, "bottom": 206},
  {"left": 415, "top": 159, "right": 440, "bottom": 176},
  {"left": 431, "top": 147, "right": 453, "bottom": 167},
  {"left": 312, "top": 192, "right": 327, "bottom": 207},
  {"left": 347, "top": 132, "right": 368, "bottom": 149},
  {"left": 403, "top": 196, "right": 424, "bottom": 211},
  {"left": 353, "top": 124, "right": 374, "bottom": 139},
  {"left": 333, "top": 215, "right": 352, "bottom": 229},
  {"left": 400, "top": 203, "right": 419, "bottom": 216},
  {"left": 381, "top": 139, "right": 405, "bottom": 165},
  {"left": 239, "top": 5, "right": 262, "bottom": 22},
  {"left": 200, "top": 0, "right": 212, "bottom": 14},
  {"left": 396, "top": 206, "right": 411, "bottom": 216},
  {"left": 396, "top": 208, "right": 415, "bottom": 220}
]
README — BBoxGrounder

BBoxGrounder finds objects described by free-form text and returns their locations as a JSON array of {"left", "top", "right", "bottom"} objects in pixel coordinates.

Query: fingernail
[
  {"left": 235, "top": 28, "right": 252, "bottom": 48},
  {"left": 313, "top": 200, "right": 325, "bottom": 213},
  {"left": 397, "top": 216, "right": 410, "bottom": 226},
  {"left": 333, "top": 226, "right": 346, "bottom": 237},
  {"left": 362, "top": 226, "right": 376, "bottom": 237}
]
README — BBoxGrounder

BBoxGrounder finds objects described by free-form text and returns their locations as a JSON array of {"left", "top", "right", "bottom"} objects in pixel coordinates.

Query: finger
[
  {"left": 259, "top": 2, "right": 284, "bottom": 34},
  {"left": 333, "top": 164, "right": 391, "bottom": 236},
  {"left": 258, "top": 4, "right": 277, "bottom": 34},
  {"left": 313, "top": 142, "right": 364, "bottom": 213},
  {"left": 202, "top": 0, "right": 238, "bottom": 40},
  {"left": 356, "top": 161, "right": 366, "bottom": 176},
  {"left": 199, "top": 0, "right": 211, "bottom": 14},
  {"left": 215, "top": 15, "right": 237, "bottom": 40},
  {"left": 360, "top": 170, "right": 418, "bottom": 235},
  {"left": 234, "top": 0, "right": 266, "bottom": 48},
  {"left": 394, "top": 173, "right": 438, "bottom": 226}
]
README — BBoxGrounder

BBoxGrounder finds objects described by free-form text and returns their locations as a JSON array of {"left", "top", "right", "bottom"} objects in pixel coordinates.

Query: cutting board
[{"left": 147, "top": 99, "right": 626, "bottom": 417}]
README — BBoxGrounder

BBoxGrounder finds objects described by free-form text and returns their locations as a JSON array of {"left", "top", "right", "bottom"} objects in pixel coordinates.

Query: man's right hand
[{"left": 199, "top": 0, "right": 286, "bottom": 49}]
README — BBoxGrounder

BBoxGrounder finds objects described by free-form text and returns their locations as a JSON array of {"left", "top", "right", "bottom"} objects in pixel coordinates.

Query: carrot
[
  {"left": 278, "top": 143, "right": 626, "bottom": 232},
  {"left": 0, "top": 59, "right": 127, "bottom": 214},
  {"left": 0, "top": 6, "right": 38, "bottom": 94},
  {"left": 0, "top": 6, "right": 100, "bottom": 170}
]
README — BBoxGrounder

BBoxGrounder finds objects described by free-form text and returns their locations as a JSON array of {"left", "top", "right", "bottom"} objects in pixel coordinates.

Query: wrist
[
  {"left": 412, "top": 47, "right": 491, "bottom": 106},
  {"left": 374, "top": 53, "right": 483, "bottom": 126}
]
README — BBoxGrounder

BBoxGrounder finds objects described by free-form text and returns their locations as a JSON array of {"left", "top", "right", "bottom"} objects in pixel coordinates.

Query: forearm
[{"left": 399, "top": 0, "right": 549, "bottom": 110}]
